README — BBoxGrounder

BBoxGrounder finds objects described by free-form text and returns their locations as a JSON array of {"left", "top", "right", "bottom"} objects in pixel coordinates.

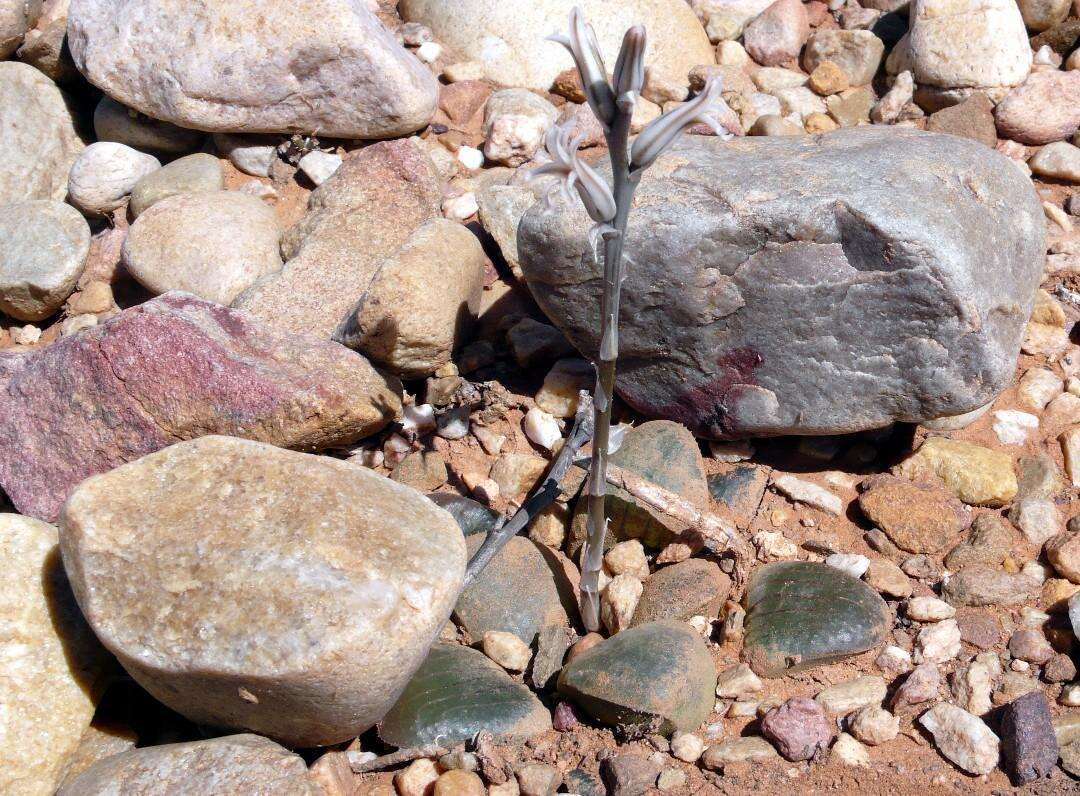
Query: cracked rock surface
[{"left": 519, "top": 127, "right": 1045, "bottom": 439}]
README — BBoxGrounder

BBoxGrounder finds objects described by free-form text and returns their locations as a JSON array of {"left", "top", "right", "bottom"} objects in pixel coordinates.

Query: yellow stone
[{"left": 893, "top": 437, "right": 1017, "bottom": 507}]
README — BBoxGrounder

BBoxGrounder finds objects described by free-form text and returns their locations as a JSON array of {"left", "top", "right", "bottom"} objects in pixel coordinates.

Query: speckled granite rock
[
  {"left": 0, "top": 293, "right": 401, "bottom": 522},
  {"left": 519, "top": 128, "right": 1044, "bottom": 439}
]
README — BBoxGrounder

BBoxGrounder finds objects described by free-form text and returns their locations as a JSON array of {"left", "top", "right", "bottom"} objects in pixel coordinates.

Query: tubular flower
[
  {"left": 630, "top": 76, "right": 730, "bottom": 170},
  {"left": 528, "top": 123, "right": 617, "bottom": 224},
  {"left": 548, "top": 7, "right": 617, "bottom": 127},
  {"left": 612, "top": 26, "right": 647, "bottom": 110}
]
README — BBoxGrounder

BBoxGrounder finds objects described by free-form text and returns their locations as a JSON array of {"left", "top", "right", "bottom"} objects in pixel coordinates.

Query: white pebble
[
  {"left": 456, "top": 146, "right": 484, "bottom": 170},
  {"left": 401, "top": 403, "right": 436, "bottom": 436},
  {"left": 771, "top": 473, "right": 843, "bottom": 515},
  {"left": 68, "top": 141, "right": 160, "bottom": 215},
  {"left": 915, "top": 618, "right": 961, "bottom": 664},
  {"left": 905, "top": 596, "right": 955, "bottom": 622},
  {"left": 825, "top": 552, "right": 870, "bottom": 579},
  {"left": 604, "top": 539, "right": 649, "bottom": 580},
  {"left": 436, "top": 407, "right": 470, "bottom": 440},
  {"left": 10, "top": 324, "right": 41, "bottom": 345},
  {"left": 443, "top": 192, "right": 479, "bottom": 221},
  {"left": 600, "top": 574, "right": 642, "bottom": 635},
  {"left": 523, "top": 406, "right": 562, "bottom": 451},
  {"left": 481, "top": 630, "right": 532, "bottom": 671},
  {"left": 918, "top": 704, "right": 999, "bottom": 776},
  {"left": 671, "top": 732, "right": 705, "bottom": 763},
  {"left": 991, "top": 409, "right": 1039, "bottom": 445},
  {"left": 297, "top": 150, "right": 342, "bottom": 186},
  {"left": 416, "top": 41, "right": 443, "bottom": 63}
]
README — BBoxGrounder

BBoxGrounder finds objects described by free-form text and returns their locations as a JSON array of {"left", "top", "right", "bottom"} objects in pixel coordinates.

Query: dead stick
[{"left": 349, "top": 744, "right": 448, "bottom": 774}]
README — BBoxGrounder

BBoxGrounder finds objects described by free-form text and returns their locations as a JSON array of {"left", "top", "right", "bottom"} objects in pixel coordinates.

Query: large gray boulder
[
  {"left": 67, "top": 0, "right": 437, "bottom": 138},
  {"left": 519, "top": 128, "right": 1044, "bottom": 439}
]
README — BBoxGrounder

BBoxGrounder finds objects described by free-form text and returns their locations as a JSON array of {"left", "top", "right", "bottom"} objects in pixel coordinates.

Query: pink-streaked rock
[
  {"left": 743, "top": 0, "right": 809, "bottom": 67},
  {"left": 0, "top": 292, "right": 401, "bottom": 521},
  {"left": 994, "top": 70, "right": 1080, "bottom": 145}
]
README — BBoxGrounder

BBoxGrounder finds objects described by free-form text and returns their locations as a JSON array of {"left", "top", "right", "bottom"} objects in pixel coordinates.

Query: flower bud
[
  {"left": 613, "top": 26, "right": 646, "bottom": 105},
  {"left": 630, "top": 76, "right": 725, "bottom": 170},
  {"left": 549, "top": 7, "right": 617, "bottom": 127}
]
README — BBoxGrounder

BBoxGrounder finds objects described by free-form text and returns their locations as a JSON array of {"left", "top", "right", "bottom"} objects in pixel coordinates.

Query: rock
[
  {"left": 396, "top": 759, "right": 440, "bottom": 796},
  {"left": 1046, "top": 532, "right": 1080, "bottom": 582},
  {"left": 56, "top": 735, "right": 315, "bottom": 795},
  {"left": 671, "top": 732, "right": 706, "bottom": 763},
  {"left": 234, "top": 139, "right": 442, "bottom": 339},
  {"left": 600, "top": 754, "right": 661, "bottom": 796},
  {"left": 951, "top": 660, "right": 993, "bottom": 715},
  {"left": 995, "top": 71, "right": 1080, "bottom": 145},
  {"left": 68, "top": 0, "right": 437, "bottom": 138},
  {"left": 943, "top": 566, "right": 1036, "bottom": 607},
  {"left": 0, "top": 515, "right": 111, "bottom": 796},
  {"left": 93, "top": 96, "right": 204, "bottom": 157},
  {"left": 955, "top": 610, "right": 1004, "bottom": 649},
  {"left": 67, "top": 141, "right": 161, "bottom": 215},
  {"left": 893, "top": 437, "right": 1017, "bottom": 507},
  {"left": 857, "top": 474, "right": 967, "bottom": 554},
  {"left": 477, "top": 184, "right": 537, "bottom": 279},
  {"left": 213, "top": 133, "right": 278, "bottom": 178},
  {"left": 925, "top": 93, "right": 997, "bottom": 147},
  {"left": 297, "top": 150, "right": 342, "bottom": 187},
  {"left": 600, "top": 574, "right": 643, "bottom": 635},
  {"left": 129, "top": 152, "right": 224, "bottom": 217},
  {"left": 631, "top": 558, "right": 731, "bottom": 626},
  {"left": 891, "top": 662, "right": 940, "bottom": 708},
  {"left": 482, "top": 89, "right": 558, "bottom": 167},
  {"left": 715, "top": 662, "right": 764, "bottom": 698},
  {"left": 802, "top": 30, "right": 884, "bottom": 86},
  {"left": 489, "top": 452, "right": 547, "bottom": 499},
  {"left": 516, "top": 764, "right": 560, "bottom": 796},
  {"left": 455, "top": 536, "right": 573, "bottom": 645},
  {"left": 908, "top": 0, "right": 1030, "bottom": 93},
  {"left": 334, "top": 218, "right": 486, "bottom": 378},
  {"left": 743, "top": 0, "right": 809, "bottom": 67},
  {"left": 1044, "top": 653, "right": 1076, "bottom": 682},
  {"left": 391, "top": 450, "right": 448, "bottom": 491},
  {"left": 399, "top": 0, "right": 712, "bottom": 100},
  {"left": 771, "top": 473, "right": 842, "bottom": 515},
  {"left": 380, "top": 642, "right": 551, "bottom": 747},
  {"left": 701, "top": 737, "right": 779, "bottom": 769},
  {"left": 827, "top": 553, "right": 871, "bottom": 579},
  {"left": 0, "top": 0, "right": 40, "bottom": 57},
  {"left": 557, "top": 620, "right": 717, "bottom": 735},
  {"left": 1029, "top": 141, "right": 1080, "bottom": 182},
  {"left": 1018, "top": 0, "right": 1070, "bottom": 31},
  {"left": 482, "top": 630, "right": 533, "bottom": 672},
  {"left": 0, "top": 62, "right": 83, "bottom": 204},
  {"left": 992, "top": 409, "right": 1039, "bottom": 445},
  {"left": 535, "top": 358, "right": 592, "bottom": 418},
  {"left": 568, "top": 421, "right": 708, "bottom": 555},
  {"left": 529, "top": 624, "right": 573, "bottom": 690},
  {"left": 60, "top": 436, "right": 464, "bottom": 747},
  {"left": 749, "top": 113, "right": 806, "bottom": 136},
  {"left": 123, "top": 192, "right": 282, "bottom": 305},
  {"left": 708, "top": 464, "right": 768, "bottom": 527},
  {"left": 808, "top": 62, "right": 850, "bottom": 96},
  {"left": 827, "top": 85, "right": 875, "bottom": 126},
  {"left": 1062, "top": 740, "right": 1080, "bottom": 776},
  {"left": 0, "top": 293, "right": 401, "bottom": 522},
  {"left": 864, "top": 558, "right": 912, "bottom": 598},
  {"left": 815, "top": 676, "right": 887, "bottom": 715},
  {"left": 999, "top": 692, "right": 1057, "bottom": 784},
  {"left": 744, "top": 561, "right": 890, "bottom": 677},
  {"left": 850, "top": 706, "right": 899, "bottom": 745},
  {"left": 944, "top": 514, "right": 1014, "bottom": 571},
  {"left": 906, "top": 596, "right": 955, "bottom": 622},
  {"left": 760, "top": 696, "right": 833, "bottom": 761},
  {"left": 1011, "top": 498, "right": 1062, "bottom": 545},
  {"left": 506, "top": 318, "right": 575, "bottom": 368},
  {"left": 831, "top": 733, "right": 870, "bottom": 766},
  {"left": 915, "top": 618, "right": 961, "bottom": 663},
  {"left": 0, "top": 200, "right": 89, "bottom": 322},
  {"left": 604, "top": 540, "right": 649, "bottom": 581},
  {"left": 919, "top": 704, "right": 999, "bottom": 775},
  {"left": 1007, "top": 628, "right": 1054, "bottom": 664},
  {"left": 428, "top": 493, "right": 500, "bottom": 537},
  {"left": 520, "top": 128, "right": 1043, "bottom": 440}
]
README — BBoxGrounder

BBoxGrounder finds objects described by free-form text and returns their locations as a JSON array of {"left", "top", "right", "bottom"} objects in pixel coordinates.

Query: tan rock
[
  {"left": 490, "top": 453, "right": 548, "bottom": 500},
  {"left": 0, "top": 515, "right": 111, "bottom": 796},
  {"left": 1046, "top": 532, "right": 1080, "bottom": 583},
  {"left": 535, "top": 358, "right": 592, "bottom": 418},
  {"left": 858, "top": 474, "right": 968, "bottom": 553},
  {"left": 58, "top": 436, "right": 466, "bottom": 747},
  {"left": 892, "top": 437, "right": 1017, "bottom": 507},
  {"left": 601, "top": 574, "right": 643, "bottom": 634},
  {"left": 482, "top": 630, "right": 533, "bottom": 672},
  {"left": 336, "top": 218, "right": 485, "bottom": 378},
  {"left": 604, "top": 539, "right": 650, "bottom": 580}
]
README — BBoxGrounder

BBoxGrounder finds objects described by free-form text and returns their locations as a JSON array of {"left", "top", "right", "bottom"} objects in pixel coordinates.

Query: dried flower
[
  {"left": 529, "top": 124, "right": 616, "bottom": 224},
  {"left": 630, "top": 76, "right": 730, "bottom": 170},
  {"left": 612, "top": 26, "right": 647, "bottom": 109},
  {"left": 548, "top": 7, "right": 617, "bottom": 127}
]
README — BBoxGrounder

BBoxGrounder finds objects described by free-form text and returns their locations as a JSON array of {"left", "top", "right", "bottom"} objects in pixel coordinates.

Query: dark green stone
[
  {"left": 707, "top": 464, "right": 768, "bottom": 527},
  {"left": 568, "top": 421, "right": 708, "bottom": 556},
  {"left": 428, "top": 493, "right": 501, "bottom": 537},
  {"left": 557, "top": 620, "right": 716, "bottom": 735},
  {"left": 379, "top": 643, "right": 551, "bottom": 748},
  {"left": 564, "top": 768, "right": 605, "bottom": 796},
  {"left": 744, "top": 561, "right": 890, "bottom": 677},
  {"left": 630, "top": 558, "right": 731, "bottom": 626},
  {"left": 454, "top": 536, "right": 575, "bottom": 644}
]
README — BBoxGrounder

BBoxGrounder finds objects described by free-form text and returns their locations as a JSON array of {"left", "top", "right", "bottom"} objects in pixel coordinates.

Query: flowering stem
[{"left": 580, "top": 105, "right": 641, "bottom": 632}]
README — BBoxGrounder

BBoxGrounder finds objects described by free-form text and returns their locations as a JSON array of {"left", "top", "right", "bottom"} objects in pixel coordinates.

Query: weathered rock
[
  {"left": 743, "top": 0, "right": 808, "bottom": 67},
  {"left": 67, "top": 141, "right": 160, "bottom": 215},
  {"left": 569, "top": 421, "right": 708, "bottom": 555},
  {"left": 631, "top": 558, "right": 732, "bottom": 626},
  {"left": 60, "top": 436, "right": 464, "bottom": 747},
  {"left": 129, "top": 152, "right": 224, "bottom": 217},
  {"left": 815, "top": 676, "right": 887, "bottom": 715},
  {"left": 802, "top": 30, "right": 884, "bottom": 86},
  {"left": 999, "top": 692, "right": 1057, "bottom": 783},
  {"left": 908, "top": 0, "right": 1031, "bottom": 92},
  {"left": 399, "top": 0, "right": 712, "bottom": 99},
  {"left": 760, "top": 696, "right": 833, "bottom": 761},
  {"left": 995, "top": 70, "right": 1080, "bottom": 145},
  {"left": 519, "top": 128, "right": 1043, "bottom": 439},
  {"left": 0, "top": 293, "right": 401, "bottom": 522},
  {"left": 701, "top": 737, "right": 779, "bottom": 769},
  {"left": 0, "top": 200, "right": 90, "bottom": 322},
  {"left": 0, "top": 515, "right": 111, "bottom": 796},
  {"left": 379, "top": 643, "right": 551, "bottom": 747},
  {"left": 943, "top": 566, "right": 1035, "bottom": 606},
  {"left": 15, "top": 0, "right": 74, "bottom": 83},
  {"left": 455, "top": 535, "right": 574, "bottom": 645},
  {"left": 56, "top": 735, "right": 316, "bottom": 795},
  {"left": 943, "top": 514, "right": 1014, "bottom": 570},
  {"left": 68, "top": 0, "right": 437, "bottom": 138},
  {"left": 893, "top": 437, "right": 1018, "bottom": 507},
  {"left": 123, "top": 192, "right": 282, "bottom": 305},
  {"left": 1018, "top": 0, "right": 1070, "bottom": 31},
  {"left": 482, "top": 89, "right": 558, "bottom": 167},
  {"left": 477, "top": 184, "right": 538, "bottom": 277},
  {"left": 1046, "top": 531, "right": 1080, "bottom": 583},
  {"left": 600, "top": 754, "right": 661, "bottom": 796},
  {"left": 334, "top": 218, "right": 486, "bottom": 378},
  {"left": 0, "top": 0, "right": 41, "bottom": 57},
  {"left": 557, "top": 620, "right": 717, "bottom": 735},
  {"left": 708, "top": 464, "right": 769, "bottom": 527},
  {"left": 234, "top": 139, "right": 442, "bottom": 338},
  {"left": 858, "top": 474, "right": 968, "bottom": 553},
  {"left": 850, "top": 706, "right": 899, "bottom": 745},
  {"left": 1029, "top": 141, "right": 1080, "bottom": 182},
  {"left": 926, "top": 93, "right": 998, "bottom": 147},
  {"left": 891, "top": 662, "right": 940, "bottom": 708},
  {"left": 744, "top": 561, "right": 890, "bottom": 676},
  {"left": 0, "top": 61, "right": 83, "bottom": 203},
  {"left": 428, "top": 493, "right": 501, "bottom": 537},
  {"left": 919, "top": 704, "right": 999, "bottom": 775},
  {"left": 213, "top": 133, "right": 278, "bottom": 178},
  {"left": 93, "top": 96, "right": 204, "bottom": 156}
]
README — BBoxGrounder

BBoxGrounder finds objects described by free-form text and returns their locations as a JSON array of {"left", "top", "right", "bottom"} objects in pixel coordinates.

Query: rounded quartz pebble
[
  {"left": 67, "top": 141, "right": 160, "bottom": 215},
  {"left": 121, "top": 191, "right": 282, "bottom": 305},
  {"left": 57, "top": 436, "right": 466, "bottom": 747},
  {"left": 55, "top": 734, "right": 316, "bottom": 795},
  {"left": 0, "top": 200, "right": 90, "bottom": 321}
]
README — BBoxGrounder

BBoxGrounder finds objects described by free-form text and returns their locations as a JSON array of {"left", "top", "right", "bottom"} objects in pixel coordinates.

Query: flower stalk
[{"left": 533, "top": 7, "right": 733, "bottom": 632}]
